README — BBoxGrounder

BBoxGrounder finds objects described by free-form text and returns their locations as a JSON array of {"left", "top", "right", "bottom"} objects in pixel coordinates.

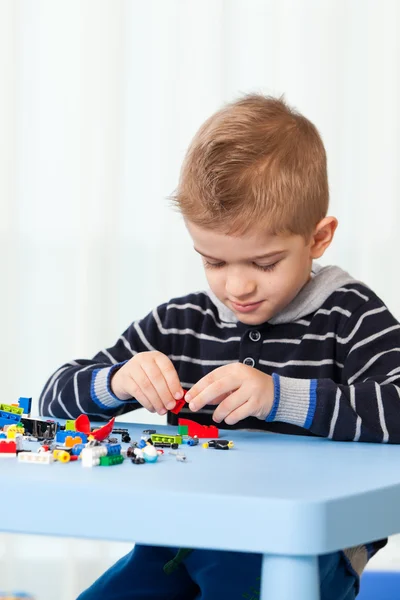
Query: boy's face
[{"left": 186, "top": 220, "right": 333, "bottom": 326}]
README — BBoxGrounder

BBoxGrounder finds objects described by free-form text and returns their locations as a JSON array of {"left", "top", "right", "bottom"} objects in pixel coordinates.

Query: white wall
[{"left": 1, "top": 0, "right": 400, "bottom": 597}]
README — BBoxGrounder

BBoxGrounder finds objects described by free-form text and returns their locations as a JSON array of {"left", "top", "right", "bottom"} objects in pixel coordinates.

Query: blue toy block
[
  {"left": 55, "top": 430, "right": 87, "bottom": 444},
  {"left": 71, "top": 443, "right": 85, "bottom": 456},
  {"left": 105, "top": 443, "right": 122, "bottom": 456},
  {"left": 18, "top": 397, "right": 32, "bottom": 416},
  {"left": 0, "top": 410, "right": 21, "bottom": 429}
]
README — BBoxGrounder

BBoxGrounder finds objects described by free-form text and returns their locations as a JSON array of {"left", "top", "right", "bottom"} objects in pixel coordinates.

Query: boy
[{"left": 39, "top": 94, "right": 400, "bottom": 599}]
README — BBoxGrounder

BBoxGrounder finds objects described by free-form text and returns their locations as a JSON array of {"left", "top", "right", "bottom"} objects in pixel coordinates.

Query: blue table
[{"left": 3, "top": 422, "right": 400, "bottom": 599}]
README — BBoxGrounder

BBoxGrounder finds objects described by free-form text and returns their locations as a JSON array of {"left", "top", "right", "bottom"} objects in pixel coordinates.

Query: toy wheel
[{"left": 58, "top": 451, "right": 70, "bottom": 463}]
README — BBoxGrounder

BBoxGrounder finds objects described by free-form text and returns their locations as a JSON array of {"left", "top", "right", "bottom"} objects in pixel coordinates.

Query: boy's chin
[{"left": 236, "top": 311, "right": 272, "bottom": 326}]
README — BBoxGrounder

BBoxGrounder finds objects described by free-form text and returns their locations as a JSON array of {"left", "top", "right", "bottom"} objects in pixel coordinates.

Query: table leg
[{"left": 260, "top": 553, "right": 319, "bottom": 600}]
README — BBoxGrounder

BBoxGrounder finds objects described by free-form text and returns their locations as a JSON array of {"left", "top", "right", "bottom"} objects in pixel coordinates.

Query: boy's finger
[
  {"left": 186, "top": 365, "right": 231, "bottom": 403},
  {"left": 218, "top": 400, "right": 250, "bottom": 426},
  {"left": 212, "top": 390, "right": 246, "bottom": 423},
  {"left": 188, "top": 377, "right": 238, "bottom": 411},
  {"left": 133, "top": 365, "right": 167, "bottom": 415},
  {"left": 141, "top": 361, "right": 177, "bottom": 412},
  {"left": 125, "top": 375, "right": 156, "bottom": 413},
  {"left": 154, "top": 354, "right": 184, "bottom": 405}
]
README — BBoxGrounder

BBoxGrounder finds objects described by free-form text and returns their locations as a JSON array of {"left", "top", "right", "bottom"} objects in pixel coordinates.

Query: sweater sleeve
[
  {"left": 267, "top": 299, "right": 400, "bottom": 443},
  {"left": 39, "top": 303, "right": 173, "bottom": 420}
]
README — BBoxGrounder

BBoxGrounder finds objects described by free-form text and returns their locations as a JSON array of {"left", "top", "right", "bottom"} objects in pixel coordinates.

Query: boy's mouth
[{"left": 230, "top": 300, "right": 263, "bottom": 313}]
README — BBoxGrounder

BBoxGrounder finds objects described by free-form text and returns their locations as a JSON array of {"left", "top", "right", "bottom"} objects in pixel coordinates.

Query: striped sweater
[{"left": 39, "top": 263, "right": 400, "bottom": 574}]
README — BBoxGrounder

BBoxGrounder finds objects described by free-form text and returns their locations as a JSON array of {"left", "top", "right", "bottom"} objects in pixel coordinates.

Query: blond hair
[{"left": 171, "top": 94, "right": 329, "bottom": 238}]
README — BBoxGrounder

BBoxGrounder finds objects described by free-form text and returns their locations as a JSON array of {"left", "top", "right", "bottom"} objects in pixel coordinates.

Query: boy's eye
[
  {"left": 254, "top": 261, "right": 279, "bottom": 272},
  {"left": 203, "top": 260, "right": 279, "bottom": 272},
  {"left": 204, "top": 260, "right": 225, "bottom": 269}
]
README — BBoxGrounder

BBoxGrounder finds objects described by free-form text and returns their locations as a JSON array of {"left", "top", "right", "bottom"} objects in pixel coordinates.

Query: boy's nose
[{"left": 225, "top": 275, "right": 257, "bottom": 300}]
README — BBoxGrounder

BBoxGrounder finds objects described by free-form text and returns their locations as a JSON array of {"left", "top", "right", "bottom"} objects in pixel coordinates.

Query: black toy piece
[
  {"left": 112, "top": 428, "right": 131, "bottom": 443},
  {"left": 20, "top": 417, "right": 58, "bottom": 441},
  {"left": 204, "top": 439, "right": 234, "bottom": 450}
]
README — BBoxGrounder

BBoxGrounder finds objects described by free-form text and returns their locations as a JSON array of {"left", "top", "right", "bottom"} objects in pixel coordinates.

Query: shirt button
[
  {"left": 249, "top": 330, "right": 261, "bottom": 342},
  {"left": 243, "top": 357, "right": 255, "bottom": 367}
]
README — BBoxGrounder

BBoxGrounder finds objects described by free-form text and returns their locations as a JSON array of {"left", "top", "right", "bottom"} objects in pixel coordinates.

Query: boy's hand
[
  {"left": 185, "top": 364, "right": 274, "bottom": 425},
  {"left": 110, "top": 351, "right": 184, "bottom": 415}
]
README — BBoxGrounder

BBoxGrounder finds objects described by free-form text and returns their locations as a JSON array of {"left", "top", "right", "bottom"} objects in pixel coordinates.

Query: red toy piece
[
  {"left": 170, "top": 391, "right": 187, "bottom": 415},
  {"left": 170, "top": 399, "right": 186, "bottom": 414},
  {"left": 0, "top": 440, "right": 17, "bottom": 455},
  {"left": 75, "top": 414, "right": 91, "bottom": 435},
  {"left": 75, "top": 415, "right": 116, "bottom": 442},
  {"left": 178, "top": 418, "right": 219, "bottom": 439}
]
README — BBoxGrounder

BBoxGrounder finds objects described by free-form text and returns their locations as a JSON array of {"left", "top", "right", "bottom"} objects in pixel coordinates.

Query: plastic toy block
[
  {"left": 18, "top": 397, "right": 32, "bottom": 416},
  {"left": 65, "top": 420, "right": 76, "bottom": 431},
  {"left": 151, "top": 433, "right": 182, "bottom": 445},
  {"left": 71, "top": 443, "right": 85, "bottom": 456},
  {"left": 15, "top": 435, "right": 24, "bottom": 451},
  {"left": 81, "top": 446, "right": 107, "bottom": 467},
  {"left": 75, "top": 414, "right": 91, "bottom": 434},
  {"left": 187, "top": 436, "right": 199, "bottom": 446},
  {"left": 178, "top": 425, "right": 188, "bottom": 435},
  {"left": 99, "top": 455, "right": 124, "bottom": 466},
  {"left": 65, "top": 435, "right": 84, "bottom": 448},
  {"left": 56, "top": 430, "right": 87, "bottom": 444},
  {"left": 75, "top": 414, "right": 116, "bottom": 441},
  {"left": 0, "top": 403, "right": 23, "bottom": 416},
  {"left": 170, "top": 398, "right": 186, "bottom": 414},
  {"left": 202, "top": 439, "right": 234, "bottom": 449},
  {"left": 105, "top": 443, "right": 122, "bottom": 456},
  {"left": 178, "top": 419, "right": 219, "bottom": 439},
  {"left": 0, "top": 440, "right": 16, "bottom": 456},
  {"left": 20, "top": 418, "right": 57, "bottom": 440},
  {"left": 6, "top": 427, "right": 18, "bottom": 439},
  {"left": 0, "top": 410, "right": 21, "bottom": 429},
  {"left": 53, "top": 449, "right": 70, "bottom": 463},
  {"left": 18, "top": 451, "right": 54, "bottom": 464}
]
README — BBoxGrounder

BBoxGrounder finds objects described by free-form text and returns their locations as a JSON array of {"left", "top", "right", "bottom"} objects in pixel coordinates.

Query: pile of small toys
[{"left": 0, "top": 396, "right": 235, "bottom": 467}]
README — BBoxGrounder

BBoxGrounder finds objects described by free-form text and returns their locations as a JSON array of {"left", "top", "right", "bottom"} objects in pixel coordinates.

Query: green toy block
[
  {"left": 99, "top": 455, "right": 124, "bottom": 466},
  {"left": 178, "top": 425, "right": 188, "bottom": 435},
  {"left": 65, "top": 420, "right": 76, "bottom": 431},
  {"left": 0, "top": 403, "right": 23, "bottom": 415}
]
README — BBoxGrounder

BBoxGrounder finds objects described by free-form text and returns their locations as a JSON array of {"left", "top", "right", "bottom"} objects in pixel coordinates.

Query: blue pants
[{"left": 76, "top": 545, "right": 358, "bottom": 600}]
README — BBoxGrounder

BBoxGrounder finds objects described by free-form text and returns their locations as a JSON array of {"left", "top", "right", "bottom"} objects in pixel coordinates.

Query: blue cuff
[
  {"left": 265, "top": 374, "right": 317, "bottom": 429},
  {"left": 90, "top": 363, "right": 132, "bottom": 410},
  {"left": 266, "top": 373, "right": 280, "bottom": 422}
]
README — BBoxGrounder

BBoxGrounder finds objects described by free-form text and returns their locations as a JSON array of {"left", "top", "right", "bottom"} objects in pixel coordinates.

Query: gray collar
[{"left": 207, "top": 263, "right": 361, "bottom": 325}]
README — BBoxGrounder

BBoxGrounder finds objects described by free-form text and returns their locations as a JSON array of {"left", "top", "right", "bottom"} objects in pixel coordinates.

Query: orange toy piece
[
  {"left": 178, "top": 418, "right": 219, "bottom": 439},
  {"left": 65, "top": 435, "right": 83, "bottom": 448},
  {"left": 75, "top": 414, "right": 115, "bottom": 442}
]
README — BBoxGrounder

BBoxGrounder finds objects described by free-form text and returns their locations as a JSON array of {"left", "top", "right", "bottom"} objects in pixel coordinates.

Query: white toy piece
[
  {"left": 18, "top": 451, "right": 54, "bottom": 464},
  {"left": 81, "top": 446, "right": 107, "bottom": 467}
]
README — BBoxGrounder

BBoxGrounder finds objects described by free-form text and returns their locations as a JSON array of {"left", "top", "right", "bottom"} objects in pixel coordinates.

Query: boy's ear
[{"left": 310, "top": 217, "right": 338, "bottom": 259}]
